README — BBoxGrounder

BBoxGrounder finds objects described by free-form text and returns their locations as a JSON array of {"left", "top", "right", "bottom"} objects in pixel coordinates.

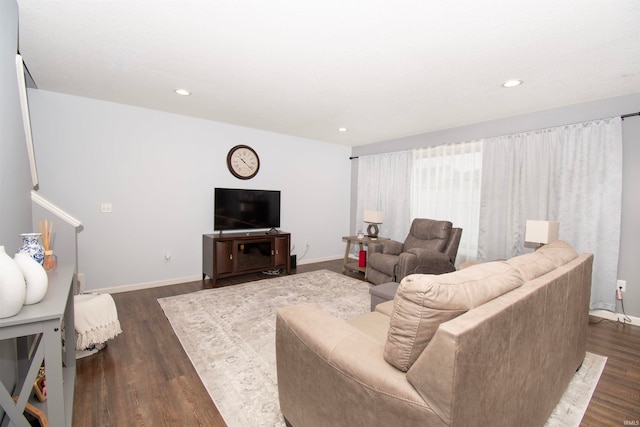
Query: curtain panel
[
  {"left": 411, "top": 140, "right": 483, "bottom": 265},
  {"left": 356, "top": 151, "right": 412, "bottom": 243},
  {"left": 355, "top": 118, "right": 622, "bottom": 311},
  {"left": 478, "top": 117, "right": 623, "bottom": 311}
]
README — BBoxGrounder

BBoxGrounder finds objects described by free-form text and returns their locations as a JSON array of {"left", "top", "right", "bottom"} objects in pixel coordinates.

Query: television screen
[{"left": 215, "top": 188, "right": 281, "bottom": 231}]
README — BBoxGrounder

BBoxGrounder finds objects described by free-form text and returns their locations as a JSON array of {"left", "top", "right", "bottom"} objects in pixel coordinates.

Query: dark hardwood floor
[
  {"left": 72, "top": 259, "right": 639, "bottom": 427},
  {"left": 581, "top": 316, "right": 640, "bottom": 426}
]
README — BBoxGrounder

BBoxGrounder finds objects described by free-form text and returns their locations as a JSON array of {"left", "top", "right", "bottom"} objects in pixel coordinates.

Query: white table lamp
[
  {"left": 525, "top": 220, "right": 559, "bottom": 248},
  {"left": 364, "top": 210, "right": 384, "bottom": 238}
]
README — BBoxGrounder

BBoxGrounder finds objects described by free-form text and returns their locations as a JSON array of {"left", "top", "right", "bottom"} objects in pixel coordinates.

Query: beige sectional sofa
[{"left": 276, "top": 240, "right": 593, "bottom": 427}]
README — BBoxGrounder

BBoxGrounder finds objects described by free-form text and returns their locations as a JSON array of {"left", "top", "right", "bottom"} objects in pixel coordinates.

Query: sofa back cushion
[
  {"left": 506, "top": 251, "right": 556, "bottom": 281},
  {"left": 507, "top": 240, "right": 579, "bottom": 281},
  {"left": 384, "top": 261, "right": 523, "bottom": 371},
  {"left": 537, "top": 239, "right": 579, "bottom": 267}
]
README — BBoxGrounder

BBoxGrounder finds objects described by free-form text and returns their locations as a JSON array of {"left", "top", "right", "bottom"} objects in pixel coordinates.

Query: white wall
[
  {"left": 0, "top": 0, "right": 36, "bottom": 407},
  {"left": 350, "top": 93, "right": 640, "bottom": 318},
  {"left": 0, "top": 3, "right": 32, "bottom": 247},
  {"left": 27, "top": 90, "right": 352, "bottom": 292}
]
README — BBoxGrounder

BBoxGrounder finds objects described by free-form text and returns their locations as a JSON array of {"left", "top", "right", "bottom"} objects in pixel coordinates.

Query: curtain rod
[
  {"left": 621, "top": 112, "right": 640, "bottom": 120},
  {"left": 349, "top": 112, "right": 640, "bottom": 159}
]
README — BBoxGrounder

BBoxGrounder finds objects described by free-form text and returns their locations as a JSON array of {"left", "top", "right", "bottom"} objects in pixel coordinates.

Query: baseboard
[
  {"left": 296, "top": 255, "right": 343, "bottom": 265},
  {"left": 91, "top": 275, "right": 203, "bottom": 294},
  {"left": 590, "top": 309, "right": 639, "bottom": 325},
  {"left": 89, "top": 256, "right": 345, "bottom": 294}
]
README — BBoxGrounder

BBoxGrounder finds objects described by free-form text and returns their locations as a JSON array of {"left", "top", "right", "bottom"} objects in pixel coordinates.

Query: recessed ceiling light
[
  {"left": 174, "top": 88, "right": 191, "bottom": 96},
  {"left": 502, "top": 79, "right": 523, "bottom": 88},
  {"left": 338, "top": 127, "right": 348, "bottom": 132}
]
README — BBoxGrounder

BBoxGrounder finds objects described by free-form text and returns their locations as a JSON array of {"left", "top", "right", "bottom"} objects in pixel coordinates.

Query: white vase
[
  {"left": 14, "top": 252, "right": 49, "bottom": 305},
  {"left": 0, "top": 246, "right": 26, "bottom": 318}
]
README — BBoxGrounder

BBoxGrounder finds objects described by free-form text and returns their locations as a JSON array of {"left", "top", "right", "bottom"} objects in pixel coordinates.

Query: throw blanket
[{"left": 74, "top": 293, "right": 122, "bottom": 350}]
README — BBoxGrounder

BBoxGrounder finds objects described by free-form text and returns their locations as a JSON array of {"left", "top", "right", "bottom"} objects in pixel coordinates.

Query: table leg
[
  {"left": 342, "top": 240, "right": 352, "bottom": 274},
  {"left": 63, "top": 285, "right": 76, "bottom": 373},
  {"left": 43, "top": 319, "right": 65, "bottom": 427}
]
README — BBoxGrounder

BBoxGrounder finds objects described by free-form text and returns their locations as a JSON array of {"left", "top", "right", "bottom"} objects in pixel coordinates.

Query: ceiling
[{"left": 16, "top": 1, "right": 640, "bottom": 146}]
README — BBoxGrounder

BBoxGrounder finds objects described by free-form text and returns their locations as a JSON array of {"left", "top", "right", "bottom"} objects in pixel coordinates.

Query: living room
[{"left": 1, "top": 1, "right": 639, "bottom": 426}]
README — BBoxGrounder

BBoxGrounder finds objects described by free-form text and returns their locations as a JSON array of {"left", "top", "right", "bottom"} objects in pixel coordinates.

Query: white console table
[{"left": 0, "top": 264, "right": 76, "bottom": 427}]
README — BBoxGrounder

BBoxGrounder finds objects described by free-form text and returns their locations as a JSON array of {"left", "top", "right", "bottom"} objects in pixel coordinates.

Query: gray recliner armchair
[{"left": 366, "top": 218, "right": 462, "bottom": 285}]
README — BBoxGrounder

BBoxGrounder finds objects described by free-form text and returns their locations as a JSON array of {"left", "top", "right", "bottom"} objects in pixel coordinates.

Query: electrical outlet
[
  {"left": 76, "top": 272, "right": 85, "bottom": 293},
  {"left": 617, "top": 279, "right": 626, "bottom": 293},
  {"left": 100, "top": 202, "right": 112, "bottom": 213}
]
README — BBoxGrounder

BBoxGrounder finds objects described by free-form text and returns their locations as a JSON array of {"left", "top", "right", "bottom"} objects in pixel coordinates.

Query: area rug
[
  {"left": 545, "top": 351, "right": 607, "bottom": 427},
  {"left": 158, "top": 270, "right": 372, "bottom": 426},
  {"left": 158, "top": 270, "right": 606, "bottom": 427}
]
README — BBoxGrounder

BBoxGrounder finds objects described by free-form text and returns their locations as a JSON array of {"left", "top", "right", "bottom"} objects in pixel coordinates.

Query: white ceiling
[{"left": 16, "top": 1, "right": 640, "bottom": 146}]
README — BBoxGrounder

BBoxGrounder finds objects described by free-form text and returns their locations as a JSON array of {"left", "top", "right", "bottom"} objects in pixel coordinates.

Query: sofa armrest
[
  {"left": 276, "top": 304, "right": 441, "bottom": 427},
  {"left": 368, "top": 239, "right": 404, "bottom": 255}
]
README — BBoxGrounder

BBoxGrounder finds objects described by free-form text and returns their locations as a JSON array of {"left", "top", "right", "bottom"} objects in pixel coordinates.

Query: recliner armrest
[
  {"left": 398, "top": 249, "right": 456, "bottom": 280},
  {"left": 368, "top": 239, "right": 404, "bottom": 255},
  {"left": 405, "top": 247, "right": 451, "bottom": 262}
]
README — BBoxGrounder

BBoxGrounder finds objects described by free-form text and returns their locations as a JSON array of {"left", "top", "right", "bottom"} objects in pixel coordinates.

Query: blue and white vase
[{"left": 17, "top": 233, "right": 45, "bottom": 265}]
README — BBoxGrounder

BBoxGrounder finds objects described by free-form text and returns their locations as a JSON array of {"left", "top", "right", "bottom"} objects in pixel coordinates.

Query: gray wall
[
  {"left": 351, "top": 93, "right": 640, "bottom": 318},
  {"left": 27, "top": 90, "right": 352, "bottom": 292},
  {"left": 0, "top": 0, "right": 37, "bottom": 410}
]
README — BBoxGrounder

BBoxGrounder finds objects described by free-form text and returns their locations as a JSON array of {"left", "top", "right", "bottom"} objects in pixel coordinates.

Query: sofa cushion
[
  {"left": 506, "top": 251, "right": 556, "bottom": 281},
  {"left": 507, "top": 240, "right": 578, "bottom": 281},
  {"left": 384, "top": 261, "right": 523, "bottom": 372},
  {"left": 375, "top": 300, "right": 395, "bottom": 317},
  {"left": 537, "top": 239, "right": 579, "bottom": 267},
  {"left": 347, "top": 311, "right": 390, "bottom": 344}
]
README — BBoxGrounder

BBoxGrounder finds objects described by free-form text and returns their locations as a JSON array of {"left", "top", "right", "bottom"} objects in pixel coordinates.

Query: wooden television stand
[{"left": 202, "top": 231, "right": 291, "bottom": 285}]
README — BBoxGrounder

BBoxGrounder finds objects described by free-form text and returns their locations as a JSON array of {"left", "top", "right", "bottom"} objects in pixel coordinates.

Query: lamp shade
[
  {"left": 525, "top": 220, "right": 559, "bottom": 244},
  {"left": 363, "top": 210, "right": 384, "bottom": 224}
]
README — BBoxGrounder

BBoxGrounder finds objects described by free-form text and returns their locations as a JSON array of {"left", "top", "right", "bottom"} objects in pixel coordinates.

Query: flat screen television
[{"left": 214, "top": 188, "right": 281, "bottom": 231}]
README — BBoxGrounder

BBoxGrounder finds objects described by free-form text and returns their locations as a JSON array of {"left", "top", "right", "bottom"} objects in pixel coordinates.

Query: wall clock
[{"left": 227, "top": 145, "right": 260, "bottom": 179}]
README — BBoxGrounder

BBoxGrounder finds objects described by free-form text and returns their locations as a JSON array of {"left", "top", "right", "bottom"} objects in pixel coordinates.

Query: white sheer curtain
[
  {"left": 411, "top": 140, "right": 483, "bottom": 265},
  {"left": 478, "top": 117, "right": 623, "bottom": 311},
  {"left": 356, "top": 151, "right": 412, "bottom": 242}
]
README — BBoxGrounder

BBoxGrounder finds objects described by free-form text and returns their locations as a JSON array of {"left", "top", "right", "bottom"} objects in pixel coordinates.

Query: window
[{"left": 411, "top": 140, "right": 483, "bottom": 264}]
